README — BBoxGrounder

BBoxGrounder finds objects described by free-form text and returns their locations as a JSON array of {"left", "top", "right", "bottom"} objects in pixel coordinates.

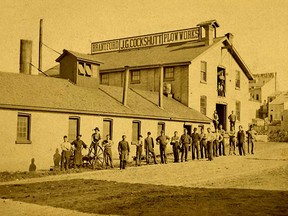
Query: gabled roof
[
  {"left": 56, "top": 49, "right": 103, "bottom": 65},
  {"left": 47, "top": 35, "right": 254, "bottom": 81},
  {"left": 269, "top": 92, "right": 288, "bottom": 105},
  {"left": 93, "top": 37, "right": 224, "bottom": 71},
  {"left": 222, "top": 40, "right": 254, "bottom": 80},
  {"left": 0, "top": 72, "right": 210, "bottom": 123}
]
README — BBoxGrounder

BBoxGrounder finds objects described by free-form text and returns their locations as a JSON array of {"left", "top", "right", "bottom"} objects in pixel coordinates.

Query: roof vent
[{"left": 197, "top": 20, "right": 220, "bottom": 46}]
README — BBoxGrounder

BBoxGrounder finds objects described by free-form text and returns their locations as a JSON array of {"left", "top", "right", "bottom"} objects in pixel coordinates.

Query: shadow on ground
[{"left": 0, "top": 179, "right": 287, "bottom": 216}]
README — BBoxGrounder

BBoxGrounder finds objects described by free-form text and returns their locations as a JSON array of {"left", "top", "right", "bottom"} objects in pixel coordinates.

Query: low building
[{"left": 0, "top": 68, "right": 210, "bottom": 171}]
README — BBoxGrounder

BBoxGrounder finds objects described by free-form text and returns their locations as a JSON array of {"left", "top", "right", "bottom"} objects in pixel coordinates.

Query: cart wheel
[{"left": 89, "top": 145, "right": 104, "bottom": 169}]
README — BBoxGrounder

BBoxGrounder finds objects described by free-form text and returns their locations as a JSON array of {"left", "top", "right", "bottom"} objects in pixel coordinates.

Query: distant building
[
  {"left": 249, "top": 72, "right": 277, "bottom": 104},
  {"left": 268, "top": 91, "right": 288, "bottom": 123}
]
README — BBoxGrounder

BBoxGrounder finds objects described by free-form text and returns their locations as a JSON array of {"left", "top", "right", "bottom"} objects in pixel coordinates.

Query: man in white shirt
[{"left": 60, "top": 135, "right": 72, "bottom": 170}]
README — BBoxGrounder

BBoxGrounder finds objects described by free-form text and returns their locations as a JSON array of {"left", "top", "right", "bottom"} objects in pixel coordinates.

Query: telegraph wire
[
  {"left": 42, "top": 43, "right": 62, "bottom": 55},
  {"left": 30, "top": 63, "right": 49, "bottom": 76}
]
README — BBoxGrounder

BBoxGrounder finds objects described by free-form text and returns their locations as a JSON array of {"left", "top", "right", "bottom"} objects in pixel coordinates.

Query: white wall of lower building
[{"left": 0, "top": 109, "right": 209, "bottom": 171}]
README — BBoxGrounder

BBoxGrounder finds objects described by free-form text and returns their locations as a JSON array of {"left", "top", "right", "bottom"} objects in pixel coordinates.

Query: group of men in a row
[{"left": 58, "top": 124, "right": 257, "bottom": 171}]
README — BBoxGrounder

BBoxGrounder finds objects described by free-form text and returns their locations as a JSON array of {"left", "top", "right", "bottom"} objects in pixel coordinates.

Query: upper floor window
[
  {"left": 200, "top": 61, "right": 207, "bottom": 83},
  {"left": 130, "top": 70, "right": 140, "bottom": 83},
  {"left": 78, "top": 62, "right": 92, "bottom": 77},
  {"left": 235, "top": 70, "right": 240, "bottom": 89},
  {"left": 236, "top": 101, "right": 241, "bottom": 121},
  {"left": 100, "top": 73, "right": 109, "bottom": 85},
  {"left": 164, "top": 67, "right": 174, "bottom": 81},
  {"left": 16, "top": 113, "right": 31, "bottom": 144},
  {"left": 200, "top": 95, "right": 207, "bottom": 115},
  {"left": 217, "top": 67, "right": 226, "bottom": 97}
]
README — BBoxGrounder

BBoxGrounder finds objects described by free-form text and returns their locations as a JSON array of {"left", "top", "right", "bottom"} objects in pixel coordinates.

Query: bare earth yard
[{"left": 0, "top": 142, "right": 287, "bottom": 216}]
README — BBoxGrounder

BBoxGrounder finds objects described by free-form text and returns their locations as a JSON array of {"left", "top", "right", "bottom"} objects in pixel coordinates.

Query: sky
[{"left": 1, "top": 0, "right": 288, "bottom": 89}]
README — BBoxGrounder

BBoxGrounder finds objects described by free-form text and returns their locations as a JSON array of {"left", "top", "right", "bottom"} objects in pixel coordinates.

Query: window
[
  {"left": 200, "top": 96, "right": 207, "bottom": 115},
  {"left": 100, "top": 73, "right": 109, "bottom": 85},
  {"left": 164, "top": 67, "right": 174, "bottom": 80},
  {"left": 236, "top": 101, "right": 241, "bottom": 121},
  {"left": 157, "top": 122, "right": 165, "bottom": 136},
  {"left": 16, "top": 113, "right": 31, "bottom": 143},
  {"left": 200, "top": 61, "right": 207, "bottom": 82},
  {"left": 78, "top": 62, "right": 92, "bottom": 77},
  {"left": 256, "top": 94, "right": 259, "bottom": 101},
  {"left": 217, "top": 67, "right": 226, "bottom": 97},
  {"left": 130, "top": 70, "right": 140, "bottom": 83},
  {"left": 68, "top": 117, "right": 80, "bottom": 141},
  {"left": 103, "top": 119, "right": 113, "bottom": 139},
  {"left": 235, "top": 70, "right": 240, "bottom": 88},
  {"left": 132, "top": 121, "right": 141, "bottom": 142}
]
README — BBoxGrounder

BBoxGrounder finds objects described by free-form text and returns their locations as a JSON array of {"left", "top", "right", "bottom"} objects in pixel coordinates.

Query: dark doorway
[
  {"left": 216, "top": 104, "right": 227, "bottom": 130},
  {"left": 184, "top": 124, "right": 192, "bottom": 135}
]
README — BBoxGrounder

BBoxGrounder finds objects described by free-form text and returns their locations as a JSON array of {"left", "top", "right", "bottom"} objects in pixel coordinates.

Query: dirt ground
[{"left": 0, "top": 142, "right": 287, "bottom": 216}]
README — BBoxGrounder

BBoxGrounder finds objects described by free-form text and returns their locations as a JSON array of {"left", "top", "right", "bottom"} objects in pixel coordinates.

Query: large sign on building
[{"left": 91, "top": 27, "right": 200, "bottom": 54}]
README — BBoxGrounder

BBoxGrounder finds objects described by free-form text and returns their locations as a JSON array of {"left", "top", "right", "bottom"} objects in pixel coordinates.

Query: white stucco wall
[{"left": 0, "top": 109, "right": 209, "bottom": 171}]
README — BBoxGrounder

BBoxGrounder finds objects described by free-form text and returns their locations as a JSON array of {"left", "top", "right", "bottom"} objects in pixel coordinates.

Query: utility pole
[{"left": 38, "top": 19, "right": 43, "bottom": 73}]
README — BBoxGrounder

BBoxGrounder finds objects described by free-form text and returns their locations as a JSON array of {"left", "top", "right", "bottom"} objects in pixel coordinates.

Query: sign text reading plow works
[{"left": 91, "top": 27, "right": 199, "bottom": 54}]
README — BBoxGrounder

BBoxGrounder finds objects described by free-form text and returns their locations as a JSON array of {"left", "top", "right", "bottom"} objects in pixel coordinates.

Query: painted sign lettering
[{"left": 91, "top": 27, "right": 199, "bottom": 54}]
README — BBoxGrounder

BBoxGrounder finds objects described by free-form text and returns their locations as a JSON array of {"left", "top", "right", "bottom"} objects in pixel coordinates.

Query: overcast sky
[{"left": 1, "top": 0, "right": 287, "bottom": 89}]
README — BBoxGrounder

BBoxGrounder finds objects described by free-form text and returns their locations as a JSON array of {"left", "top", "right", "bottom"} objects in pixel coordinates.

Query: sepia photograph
[{"left": 0, "top": 0, "right": 287, "bottom": 215}]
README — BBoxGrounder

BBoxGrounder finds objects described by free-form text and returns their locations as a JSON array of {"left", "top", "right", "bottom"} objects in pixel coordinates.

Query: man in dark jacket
[
  {"left": 144, "top": 132, "right": 158, "bottom": 164},
  {"left": 118, "top": 135, "right": 130, "bottom": 169},
  {"left": 237, "top": 125, "right": 246, "bottom": 156}
]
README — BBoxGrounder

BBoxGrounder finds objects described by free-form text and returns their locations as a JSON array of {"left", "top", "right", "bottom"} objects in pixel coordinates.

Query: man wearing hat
[
  {"left": 144, "top": 132, "right": 158, "bottom": 164},
  {"left": 118, "top": 135, "right": 130, "bottom": 169},
  {"left": 156, "top": 130, "right": 170, "bottom": 164},
  {"left": 71, "top": 134, "right": 87, "bottom": 168},
  {"left": 89, "top": 127, "right": 101, "bottom": 156}
]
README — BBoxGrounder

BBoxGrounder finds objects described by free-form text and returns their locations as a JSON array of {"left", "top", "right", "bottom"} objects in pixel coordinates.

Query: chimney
[
  {"left": 225, "top": 33, "right": 234, "bottom": 44},
  {"left": 19, "top": 39, "right": 32, "bottom": 74},
  {"left": 197, "top": 20, "right": 220, "bottom": 46},
  {"left": 122, "top": 66, "right": 129, "bottom": 106},
  {"left": 159, "top": 66, "right": 164, "bottom": 108}
]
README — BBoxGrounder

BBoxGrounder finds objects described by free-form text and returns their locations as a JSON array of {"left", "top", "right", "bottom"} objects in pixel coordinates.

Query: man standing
[
  {"left": 218, "top": 124, "right": 226, "bottom": 156},
  {"left": 228, "top": 129, "right": 236, "bottom": 155},
  {"left": 237, "top": 125, "right": 246, "bottom": 156},
  {"left": 191, "top": 128, "right": 201, "bottom": 160},
  {"left": 132, "top": 135, "right": 144, "bottom": 166},
  {"left": 213, "top": 129, "right": 223, "bottom": 157},
  {"left": 144, "top": 132, "right": 158, "bottom": 164},
  {"left": 212, "top": 110, "right": 219, "bottom": 131},
  {"left": 60, "top": 135, "right": 72, "bottom": 170},
  {"left": 71, "top": 135, "right": 87, "bottom": 169},
  {"left": 170, "top": 131, "right": 180, "bottom": 163},
  {"left": 118, "top": 135, "right": 130, "bottom": 169},
  {"left": 228, "top": 111, "right": 237, "bottom": 131},
  {"left": 102, "top": 134, "right": 114, "bottom": 168},
  {"left": 89, "top": 127, "right": 101, "bottom": 156},
  {"left": 199, "top": 127, "right": 207, "bottom": 159},
  {"left": 206, "top": 128, "right": 215, "bottom": 161},
  {"left": 247, "top": 125, "right": 257, "bottom": 154},
  {"left": 180, "top": 128, "right": 192, "bottom": 162},
  {"left": 156, "top": 130, "right": 170, "bottom": 164}
]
